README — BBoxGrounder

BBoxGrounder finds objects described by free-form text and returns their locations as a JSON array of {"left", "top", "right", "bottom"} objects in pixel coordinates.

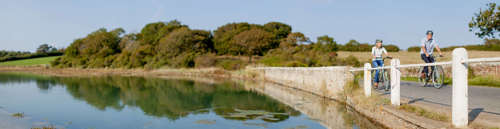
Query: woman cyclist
[{"left": 372, "top": 39, "right": 390, "bottom": 89}]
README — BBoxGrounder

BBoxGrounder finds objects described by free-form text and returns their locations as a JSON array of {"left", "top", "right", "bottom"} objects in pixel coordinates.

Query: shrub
[
  {"left": 194, "top": 53, "right": 217, "bottom": 68},
  {"left": 216, "top": 58, "right": 246, "bottom": 70},
  {"left": 407, "top": 46, "right": 420, "bottom": 52}
]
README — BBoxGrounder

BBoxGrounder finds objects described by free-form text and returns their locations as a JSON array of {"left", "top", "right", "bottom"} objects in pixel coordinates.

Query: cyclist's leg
[
  {"left": 372, "top": 60, "right": 380, "bottom": 83},
  {"left": 420, "top": 54, "right": 431, "bottom": 76},
  {"left": 429, "top": 55, "right": 435, "bottom": 74}
]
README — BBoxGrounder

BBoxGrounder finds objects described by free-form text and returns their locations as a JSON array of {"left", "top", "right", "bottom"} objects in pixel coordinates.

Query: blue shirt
[{"left": 420, "top": 37, "right": 437, "bottom": 55}]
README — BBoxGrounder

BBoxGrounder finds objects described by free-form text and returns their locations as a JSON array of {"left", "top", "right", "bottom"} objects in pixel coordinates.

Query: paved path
[{"left": 376, "top": 81, "right": 500, "bottom": 118}]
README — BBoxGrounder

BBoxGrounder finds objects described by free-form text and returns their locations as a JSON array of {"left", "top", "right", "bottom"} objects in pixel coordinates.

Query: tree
[
  {"left": 384, "top": 44, "right": 400, "bottom": 52},
  {"left": 232, "top": 28, "right": 274, "bottom": 62},
  {"left": 263, "top": 22, "right": 292, "bottom": 40},
  {"left": 213, "top": 22, "right": 254, "bottom": 55},
  {"left": 469, "top": 3, "right": 500, "bottom": 38},
  {"left": 279, "top": 32, "right": 310, "bottom": 48},
  {"left": 342, "top": 39, "right": 361, "bottom": 51},
  {"left": 157, "top": 27, "right": 213, "bottom": 57},
  {"left": 36, "top": 44, "right": 57, "bottom": 54},
  {"left": 484, "top": 38, "right": 500, "bottom": 46},
  {"left": 316, "top": 35, "right": 338, "bottom": 52}
]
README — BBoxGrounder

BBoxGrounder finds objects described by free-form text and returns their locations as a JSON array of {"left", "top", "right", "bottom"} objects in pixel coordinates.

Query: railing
[{"left": 349, "top": 48, "right": 500, "bottom": 128}]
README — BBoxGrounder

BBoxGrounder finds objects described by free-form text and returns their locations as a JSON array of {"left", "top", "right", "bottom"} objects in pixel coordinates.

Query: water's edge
[{"left": 0, "top": 66, "right": 431, "bottom": 128}]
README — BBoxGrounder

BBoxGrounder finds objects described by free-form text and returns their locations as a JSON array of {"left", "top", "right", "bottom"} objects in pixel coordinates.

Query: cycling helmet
[
  {"left": 375, "top": 39, "right": 383, "bottom": 43},
  {"left": 426, "top": 30, "right": 434, "bottom": 35}
]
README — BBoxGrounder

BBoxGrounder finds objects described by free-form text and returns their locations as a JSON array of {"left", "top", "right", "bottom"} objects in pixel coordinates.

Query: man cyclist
[
  {"left": 372, "top": 39, "right": 390, "bottom": 89},
  {"left": 420, "top": 30, "right": 443, "bottom": 79}
]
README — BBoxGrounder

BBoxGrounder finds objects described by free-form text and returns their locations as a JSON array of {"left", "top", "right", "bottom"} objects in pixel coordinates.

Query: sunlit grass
[
  {"left": 399, "top": 104, "right": 449, "bottom": 122},
  {"left": 0, "top": 56, "right": 60, "bottom": 66}
]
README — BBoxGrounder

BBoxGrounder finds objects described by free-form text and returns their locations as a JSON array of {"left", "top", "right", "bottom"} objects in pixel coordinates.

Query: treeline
[
  {"left": 0, "top": 44, "right": 63, "bottom": 62},
  {"left": 407, "top": 39, "right": 500, "bottom": 52},
  {"left": 337, "top": 39, "right": 400, "bottom": 52},
  {"left": 53, "top": 20, "right": 379, "bottom": 69}
]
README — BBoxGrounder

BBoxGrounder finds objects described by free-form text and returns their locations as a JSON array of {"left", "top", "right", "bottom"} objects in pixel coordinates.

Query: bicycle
[
  {"left": 372, "top": 57, "right": 392, "bottom": 91},
  {"left": 418, "top": 55, "right": 445, "bottom": 89}
]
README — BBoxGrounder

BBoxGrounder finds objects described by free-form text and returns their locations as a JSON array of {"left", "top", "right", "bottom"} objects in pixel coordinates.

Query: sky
[{"left": 1, "top": 0, "right": 499, "bottom": 52}]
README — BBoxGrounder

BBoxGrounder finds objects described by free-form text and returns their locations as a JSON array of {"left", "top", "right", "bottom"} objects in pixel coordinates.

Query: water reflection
[
  {"left": 0, "top": 73, "right": 300, "bottom": 122},
  {"left": 0, "top": 73, "right": 382, "bottom": 129},
  {"left": 242, "top": 80, "right": 385, "bottom": 129}
]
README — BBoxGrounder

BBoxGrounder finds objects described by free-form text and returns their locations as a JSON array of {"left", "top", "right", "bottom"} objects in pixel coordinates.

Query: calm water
[{"left": 0, "top": 73, "right": 380, "bottom": 129}]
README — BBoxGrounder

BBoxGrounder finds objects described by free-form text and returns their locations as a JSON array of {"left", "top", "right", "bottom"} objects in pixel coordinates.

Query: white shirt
[
  {"left": 420, "top": 38, "right": 438, "bottom": 54},
  {"left": 372, "top": 47, "right": 387, "bottom": 60}
]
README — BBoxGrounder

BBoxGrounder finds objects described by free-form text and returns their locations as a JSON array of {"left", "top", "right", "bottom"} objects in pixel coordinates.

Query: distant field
[
  {"left": 0, "top": 56, "right": 60, "bottom": 66},
  {"left": 337, "top": 51, "right": 500, "bottom": 65}
]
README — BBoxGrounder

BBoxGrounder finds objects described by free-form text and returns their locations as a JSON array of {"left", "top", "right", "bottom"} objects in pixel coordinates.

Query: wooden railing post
[
  {"left": 452, "top": 48, "right": 468, "bottom": 128},
  {"left": 364, "top": 63, "right": 372, "bottom": 97},
  {"left": 391, "top": 59, "right": 401, "bottom": 106}
]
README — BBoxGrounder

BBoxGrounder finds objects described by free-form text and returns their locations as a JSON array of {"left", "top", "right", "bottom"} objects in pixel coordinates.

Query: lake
[{"left": 0, "top": 72, "right": 381, "bottom": 129}]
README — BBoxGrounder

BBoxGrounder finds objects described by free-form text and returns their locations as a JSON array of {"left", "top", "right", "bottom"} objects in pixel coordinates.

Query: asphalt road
[{"left": 375, "top": 81, "right": 500, "bottom": 116}]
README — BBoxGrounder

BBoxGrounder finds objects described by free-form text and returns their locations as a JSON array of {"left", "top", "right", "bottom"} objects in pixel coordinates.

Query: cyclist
[
  {"left": 420, "top": 30, "right": 443, "bottom": 79},
  {"left": 372, "top": 39, "right": 390, "bottom": 89}
]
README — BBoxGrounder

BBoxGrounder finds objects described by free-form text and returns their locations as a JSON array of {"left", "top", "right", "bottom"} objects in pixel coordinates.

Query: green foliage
[
  {"left": 384, "top": 44, "right": 400, "bottom": 52},
  {"left": 216, "top": 58, "right": 246, "bottom": 70},
  {"left": 213, "top": 22, "right": 254, "bottom": 55},
  {"left": 51, "top": 20, "right": 371, "bottom": 69},
  {"left": 194, "top": 53, "right": 217, "bottom": 68},
  {"left": 339, "top": 40, "right": 372, "bottom": 51},
  {"left": 232, "top": 28, "right": 275, "bottom": 62},
  {"left": 469, "top": 3, "right": 500, "bottom": 38},
  {"left": 36, "top": 44, "right": 57, "bottom": 54},
  {"left": 263, "top": 22, "right": 292, "bottom": 40},
  {"left": 314, "top": 35, "right": 338, "bottom": 52},
  {"left": 213, "top": 22, "right": 289, "bottom": 56},
  {"left": 407, "top": 46, "right": 421, "bottom": 52},
  {"left": 55, "top": 28, "right": 124, "bottom": 68},
  {"left": 259, "top": 44, "right": 360, "bottom": 67}
]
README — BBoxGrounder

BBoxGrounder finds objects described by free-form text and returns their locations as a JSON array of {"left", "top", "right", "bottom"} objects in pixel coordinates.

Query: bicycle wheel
[
  {"left": 432, "top": 66, "right": 445, "bottom": 89},
  {"left": 417, "top": 66, "right": 428, "bottom": 86},
  {"left": 383, "top": 70, "right": 391, "bottom": 91},
  {"left": 371, "top": 70, "right": 377, "bottom": 87}
]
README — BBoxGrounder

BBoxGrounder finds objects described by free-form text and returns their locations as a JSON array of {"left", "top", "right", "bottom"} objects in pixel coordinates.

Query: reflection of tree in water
[{"left": 0, "top": 73, "right": 300, "bottom": 122}]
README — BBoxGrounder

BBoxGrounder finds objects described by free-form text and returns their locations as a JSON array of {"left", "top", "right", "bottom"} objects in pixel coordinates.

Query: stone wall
[{"left": 251, "top": 66, "right": 353, "bottom": 100}]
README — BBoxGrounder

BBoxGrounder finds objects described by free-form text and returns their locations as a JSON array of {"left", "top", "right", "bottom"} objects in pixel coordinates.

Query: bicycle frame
[{"left": 372, "top": 57, "right": 392, "bottom": 90}]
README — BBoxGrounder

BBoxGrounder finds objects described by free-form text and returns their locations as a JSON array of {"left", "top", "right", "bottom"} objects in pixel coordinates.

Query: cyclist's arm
[
  {"left": 422, "top": 45, "right": 429, "bottom": 57},
  {"left": 435, "top": 44, "right": 443, "bottom": 56},
  {"left": 371, "top": 47, "right": 376, "bottom": 58},
  {"left": 383, "top": 48, "right": 389, "bottom": 56},
  {"left": 421, "top": 39, "right": 429, "bottom": 57}
]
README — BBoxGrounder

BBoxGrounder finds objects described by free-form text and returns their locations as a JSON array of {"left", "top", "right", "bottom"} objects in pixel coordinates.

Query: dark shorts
[
  {"left": 420, "top": 54, "right": 435, "bottom": 63},
  {"left": 420, "top": 54, "right": 435, "bottom": 74}
]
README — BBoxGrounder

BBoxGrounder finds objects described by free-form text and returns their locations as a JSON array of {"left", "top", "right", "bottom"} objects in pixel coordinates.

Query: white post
[
  {"left": 391, "top": 59, "right": 401, "bottom": 106},
  {"left": 364, "top": 63, "right": 372, "bottom": 97},
  {"left": 452, "top": 48, "right": 468, "bottom": 128}
]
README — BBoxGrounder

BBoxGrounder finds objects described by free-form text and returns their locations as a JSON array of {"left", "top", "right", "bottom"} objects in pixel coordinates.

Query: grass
[
  {"left": 0, "top": 56, "right": 60, "bottom": 66},
  {"left": 402, "top": 76, "right": 500, "bottom": 88},
  {"left": 469, "top": 76, "right": 500, "bottom": 88},
  {"left": 399, "top": 104, "right": 449, "bottom": 122}
]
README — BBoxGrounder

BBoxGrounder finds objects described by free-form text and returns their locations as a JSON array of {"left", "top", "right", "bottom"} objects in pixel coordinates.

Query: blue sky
[{"left": 1, "top": 0, "right": 499, "bottom": 52}]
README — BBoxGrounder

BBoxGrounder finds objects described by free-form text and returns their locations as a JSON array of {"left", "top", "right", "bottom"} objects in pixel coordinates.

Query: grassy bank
[
  {"left": 401, "top": 76, "right": 500, "bottom": 88},
  {"left": 0, "top": 56, "right": 60, "bottom": 66}
]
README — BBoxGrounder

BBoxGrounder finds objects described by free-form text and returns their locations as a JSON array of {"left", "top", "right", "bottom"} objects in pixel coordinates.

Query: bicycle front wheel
[
  {"left": 418, "top": 66, "right": 428, "bottom": 86},
  {"left": 383, "top": 70, "right": 391, "bottom": 91},
  {"left": 432, "top": 66, "right": 445, "bottom": 89}
]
